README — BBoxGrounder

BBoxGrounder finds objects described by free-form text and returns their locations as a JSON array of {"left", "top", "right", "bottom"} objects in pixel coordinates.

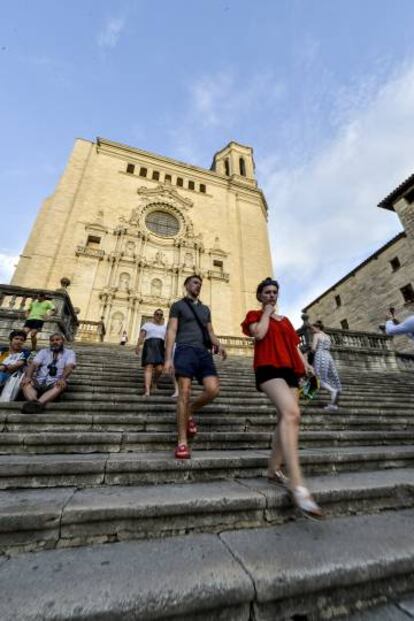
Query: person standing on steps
[
  {"left": 119, "top": 330, "right": 128, "bottom": 346},
  {"left": 22, "top": 292, "right": 55, "bottom": 351},
  {"left": 164, "top": 274, "right": 227, "bottom": 459},
  {"left": 241, "top": 277, "right": 323, "bottom": 520},
  {"left": 310, "top": 320, "right": 342, "bottom": 412}
]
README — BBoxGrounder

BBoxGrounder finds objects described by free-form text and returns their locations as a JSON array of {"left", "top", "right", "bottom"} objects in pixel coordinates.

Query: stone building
[
  {"left": 11, "top": 137, "right": 272, "bottom": 342},
  {"left": 303, "top": 172, "right": 414, "bottom": 352}
]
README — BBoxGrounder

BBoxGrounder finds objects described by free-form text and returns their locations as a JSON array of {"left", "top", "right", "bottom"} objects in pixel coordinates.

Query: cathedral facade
[{"left": 12, "top": 137, "right": 272, "bottom": 342}]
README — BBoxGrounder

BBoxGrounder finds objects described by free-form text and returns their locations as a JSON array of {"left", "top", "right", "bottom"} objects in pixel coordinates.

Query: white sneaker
[{"left": 324, "top": 404, "right": 338, "bottom": 412}]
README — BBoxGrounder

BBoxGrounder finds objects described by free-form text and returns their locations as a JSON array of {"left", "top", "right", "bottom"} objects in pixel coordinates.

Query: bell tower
[{"left": 211, "top": 142, "right": 257, "bottom": 187}]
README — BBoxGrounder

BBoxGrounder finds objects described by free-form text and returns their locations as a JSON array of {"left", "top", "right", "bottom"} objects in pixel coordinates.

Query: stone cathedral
[{"left": 11, "top": 137, "right": 272, "bottom": 342}]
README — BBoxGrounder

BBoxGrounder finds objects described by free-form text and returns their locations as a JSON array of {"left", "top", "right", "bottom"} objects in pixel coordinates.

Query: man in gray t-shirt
[{"left": 164, "top": 274, "right": 226, "bottom": 459}]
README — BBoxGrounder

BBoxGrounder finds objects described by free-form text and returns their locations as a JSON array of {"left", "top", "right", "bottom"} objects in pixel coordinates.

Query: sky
[{"left": 1, "top": 0, "right": 414, "bottom": 325}]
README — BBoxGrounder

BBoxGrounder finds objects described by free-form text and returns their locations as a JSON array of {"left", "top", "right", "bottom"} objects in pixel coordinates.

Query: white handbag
[{"left": 0, "top": 372, "right": 23, "bottom": 402}]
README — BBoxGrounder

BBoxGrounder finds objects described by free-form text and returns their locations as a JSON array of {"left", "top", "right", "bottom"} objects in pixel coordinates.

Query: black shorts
[
  {"left": 255, "top": 366, "right": 299, "bottom": 392},
  {"left": 24, "top": 319, "right": 44, "bottom": 331},
  {"left": 33, "top": 381, "right": 64, "bottom": 398},
  {"left": 174, "top": 344, "right": 218, "bottom": 385}
]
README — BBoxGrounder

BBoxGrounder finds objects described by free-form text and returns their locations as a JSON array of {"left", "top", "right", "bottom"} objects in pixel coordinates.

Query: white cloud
[
  {"left": 97, "top": 17, "right": 125, "bottom": 49},
  {"left": 188, "top": 69, "right": 286, "bottom": 129},
  {"left": 262, "top": 60, "right": 414, "bottom": 326},
  {"left": 0, "top": 253, "right": 19, "bottom": 284}
]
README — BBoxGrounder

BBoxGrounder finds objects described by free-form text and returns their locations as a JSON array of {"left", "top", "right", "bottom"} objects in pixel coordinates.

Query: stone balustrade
[
  {"left": 219, "top": 335, "right": 253, "bottom": 357},
  {"left": 0, "top": 284, "right": 79, "bottom": 343},
  {"left": 76, "top": 320, "right": 106, "bottom": 343}
]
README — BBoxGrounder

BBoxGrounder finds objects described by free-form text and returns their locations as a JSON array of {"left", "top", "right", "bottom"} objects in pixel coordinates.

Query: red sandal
[
  {"left": 187, "top": 418, "right": 198, "bottom": 438},
  {"left": 174, "top": 443, "right": 191, "bottom": 459}
]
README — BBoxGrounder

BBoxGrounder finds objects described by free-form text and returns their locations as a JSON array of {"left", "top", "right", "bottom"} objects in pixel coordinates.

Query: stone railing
[
  {"left": 298, "top": 328, "right": 392, "bottom": 353},
  {"left": 219, "top": 335, "right": 253, "bottom": 357},
  {"left": 297, "top": 325, "right": 405, "bottom": 372},
  {"left": 76, "top": 320, "right": 106, "bottom": 343},
  {"left": 0, "top": 284, "right": 79, "bottom": 343}
]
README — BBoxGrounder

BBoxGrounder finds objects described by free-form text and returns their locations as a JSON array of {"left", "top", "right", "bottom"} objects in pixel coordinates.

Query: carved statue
[
  {"left": 119, "top": 273, "right": 131, "bottom": 291},
  {"left": 154, "top": 251, "right": 166, "bottom": 266},
  {"left": 110, "top": 312, "right": 124, "bottom": 335},
  {"left": 125, "top": 241, "right": 135, "bottom": 257},
  {"left": 151, "top": 278, "right": 163, "bottom": 297},
  {"left": 184, "top": 252, "right": 193, "bottom": 267}
]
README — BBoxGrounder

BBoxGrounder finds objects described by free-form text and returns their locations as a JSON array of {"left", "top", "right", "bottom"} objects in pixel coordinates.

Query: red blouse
[{"left": 241, "top": 310, "right": 305, "bottom": 376}]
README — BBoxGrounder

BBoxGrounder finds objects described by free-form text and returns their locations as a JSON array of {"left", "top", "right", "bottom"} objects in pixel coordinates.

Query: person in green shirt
[{"left": 23, "top": 292, "right": 55, "bottom": 350}]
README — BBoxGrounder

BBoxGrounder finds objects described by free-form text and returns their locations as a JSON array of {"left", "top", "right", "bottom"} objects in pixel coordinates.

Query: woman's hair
[
  {"left": 312, "top": 320, "right": 325, "bottom": 331},
  {"left": 256, "top": 277, "right": 279, "bottom": 302}
]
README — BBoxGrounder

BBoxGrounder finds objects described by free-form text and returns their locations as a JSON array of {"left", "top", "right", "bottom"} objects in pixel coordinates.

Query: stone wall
[{"left": 303, "top": 233, "right": 414, "bottom": 353}]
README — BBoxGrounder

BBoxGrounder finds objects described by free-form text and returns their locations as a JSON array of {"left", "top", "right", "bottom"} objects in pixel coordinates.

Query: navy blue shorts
[{"left": 174, "top": 344, "right": 218, "bottom": 384}]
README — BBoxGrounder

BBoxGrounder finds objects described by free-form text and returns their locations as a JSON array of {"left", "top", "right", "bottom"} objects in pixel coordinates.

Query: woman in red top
[{"left": 241, "top": 277, "right": 323, "bottom": 520}]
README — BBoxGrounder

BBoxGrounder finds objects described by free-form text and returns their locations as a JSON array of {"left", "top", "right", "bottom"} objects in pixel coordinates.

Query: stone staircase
[{"left": 0, "top": 343, "right": 414, "bottom": 620}]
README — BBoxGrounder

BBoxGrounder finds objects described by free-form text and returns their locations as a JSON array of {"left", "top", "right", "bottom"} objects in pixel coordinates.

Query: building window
[
  {"left": 390, "top": 257, "right": 401, "bottom": 272},
  {"left": 340, "top": 319, "right": 349, "bottom": 330},
  {"left": 335, "top": 294, "right": 341, "bottom": 308},
  {"left": 176, "top": 177, "right": 184, "bottom": 187},
  {"left": 224, "top": 158, "right": 230, "bottom": 176},
  {"left": 188, "top": 180, "right": 195, "bottom": 190},
  {"left": 152, "top": 170, "right": 160, "bottom": 181},
  {"left": 165, "top": 174, "right": 172, "bottom": 183},
  {"left": 400, "top": 283, "right": 414, "bottom": 303},
  {"left": 145, "top": 210, "right": 180, "bottom": 237},
  {"left": 86, "top": 235, "right": 101, "bottom": 247},
  {"left": 199, "top": 183, "right": 206, "bottom": 193},
  {"left": 139, "top": 167, "right": 147, "bottom": 178},
  {"left": 404, "top": 187, "right": 414, "bottom": 204},
  {"left": 213, "top": 260, "right": 223, "bottom": 269},
  {"left": 239, "top": 157, "right": 246, "bottom": 177},
  {"left": 126, "top": 163, "right": 135, "bottom": 174}
]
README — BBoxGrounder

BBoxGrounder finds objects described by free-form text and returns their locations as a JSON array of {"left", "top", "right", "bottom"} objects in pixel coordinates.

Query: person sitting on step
[
  {"left": 0, "top": 330, "right": 31, "bottom": 400},
  {"left": 20, "top": 333, "right": 76, "bottom": 413},
  {"left": 241, "top": 277, "right": 323, "bottom": 520}
]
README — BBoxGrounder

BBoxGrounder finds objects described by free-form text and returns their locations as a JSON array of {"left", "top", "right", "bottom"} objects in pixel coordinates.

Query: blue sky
[{"left": 2, "top": 0, "right": 414, "bottom": 324}]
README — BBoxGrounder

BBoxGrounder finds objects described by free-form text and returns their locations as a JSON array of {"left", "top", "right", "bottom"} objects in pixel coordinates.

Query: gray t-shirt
[{"left": 169, "top": 298, "right": 212, "bottom": 349}]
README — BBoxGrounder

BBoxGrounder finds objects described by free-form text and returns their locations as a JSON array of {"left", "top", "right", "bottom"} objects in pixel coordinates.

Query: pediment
[{"left": 137, "top": 184, "right": 193, "bottom": 210}]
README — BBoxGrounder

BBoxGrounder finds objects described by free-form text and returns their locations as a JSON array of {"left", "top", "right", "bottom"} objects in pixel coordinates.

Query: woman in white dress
[{"left": 311, "top": 321, "right": 342, "bottom": 412}]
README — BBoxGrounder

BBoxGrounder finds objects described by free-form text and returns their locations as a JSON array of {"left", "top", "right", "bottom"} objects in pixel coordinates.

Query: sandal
[
  {"left": 187, "top": 418, "right": 198, "bottom": 438},
  {"left": 291, "top": 486, "right": 324, "bottom": 520},
  {"left": 267, "top": 469, "right": 289, "bottom": 488},
  {"left": 174, "top": 443, "right": 191, "bottom": 459}
]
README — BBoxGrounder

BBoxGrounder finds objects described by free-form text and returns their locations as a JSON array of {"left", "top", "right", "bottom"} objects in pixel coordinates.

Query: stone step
[
  {"left": 1, "top": 446, "right": 414, "bottom": 489},
  {"left": 1, "top": 468, "right": 413, "bottom": 556},
  {"left": 0, "top": 429, "right": 413, "bottom": 455},
  {"left": 347, "top": 595, "right": 414, "bottom": 620},
  {"left": 3, "top": 412, "right": 414, "bottom": 433},
  {"left": 1, "top": 508, "right": 414, "bottom": 620}
]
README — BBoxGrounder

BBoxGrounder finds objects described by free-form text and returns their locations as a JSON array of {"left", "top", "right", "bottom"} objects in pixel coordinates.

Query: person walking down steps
[
  {"left": 311, "top": 320, "right": 342, "bottom": 412},
  {"left": 242, "top": 277, "right": 323, "bottom": 520},
  {"left": 164, "top": 274, "right": 226, "bottom": 460}
]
